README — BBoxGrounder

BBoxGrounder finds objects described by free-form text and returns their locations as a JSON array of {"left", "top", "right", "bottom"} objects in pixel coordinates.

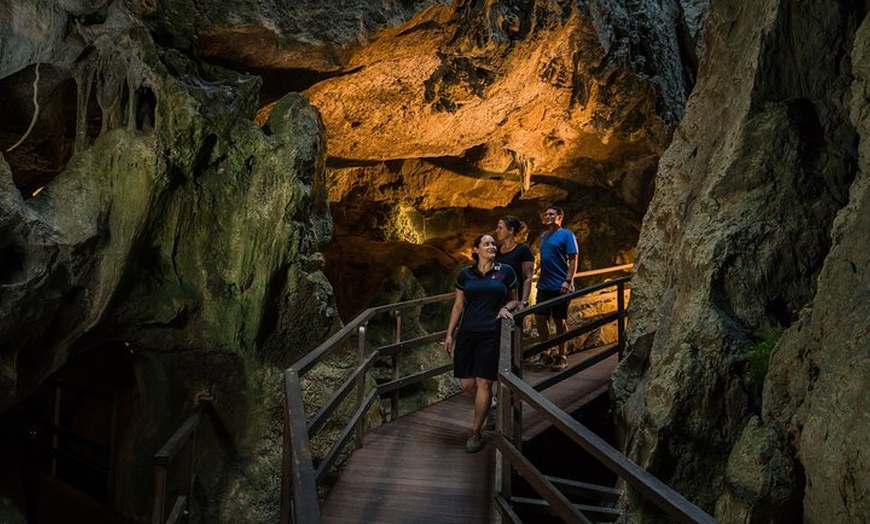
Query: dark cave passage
[{"left": 0, "top": 343, "right": 140, "bottom": 524}]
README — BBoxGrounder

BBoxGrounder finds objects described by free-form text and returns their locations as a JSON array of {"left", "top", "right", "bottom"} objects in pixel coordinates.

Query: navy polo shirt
[{"left": 455, "top": 263, "right": 518, "bottom": 332}]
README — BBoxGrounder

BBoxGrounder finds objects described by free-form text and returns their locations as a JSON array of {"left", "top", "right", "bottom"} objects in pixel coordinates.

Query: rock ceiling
[{"left": 2, "top": 0, "right": 698, "bottom": 318}]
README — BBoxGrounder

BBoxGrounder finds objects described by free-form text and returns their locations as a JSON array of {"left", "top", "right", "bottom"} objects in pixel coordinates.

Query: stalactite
[
  {"left": 6, "top": 63, "right": 41, "bottom": 153},
  {"left": 74, "top": 63, "right": 96, "bottom": 154}
]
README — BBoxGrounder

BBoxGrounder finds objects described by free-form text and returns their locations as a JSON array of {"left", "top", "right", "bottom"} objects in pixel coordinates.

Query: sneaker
[
  {"left": 533, "top": 353, "right": 551, "bottom": 370},
  {"left": 465, "top": 432, "right": 484, "bottom": 453},
  {"left": 551, "top": 355, "right": 568, "bottom": 372}
]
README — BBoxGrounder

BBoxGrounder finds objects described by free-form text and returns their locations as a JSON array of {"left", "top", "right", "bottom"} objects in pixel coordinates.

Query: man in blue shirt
[{"left": 534, "top": 205, "right": 578, "bottom": 371}]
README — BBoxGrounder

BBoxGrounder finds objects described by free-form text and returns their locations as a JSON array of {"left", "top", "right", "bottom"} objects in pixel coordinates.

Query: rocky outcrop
[
  {"left": 1, "top": 1, "right": 337, "bottom": 521},
  {"left": 613, "top": 0, "right": 867, "bottom": 521},
  {"left": 755, "top": 16, "right": 870, "bottom": 522},
  {"left": 308, "top": 0, "right": 692, "bottom": 297}
]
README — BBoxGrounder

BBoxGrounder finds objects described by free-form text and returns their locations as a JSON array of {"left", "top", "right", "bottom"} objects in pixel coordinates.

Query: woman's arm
[
  {"left": 498, "top": 288, "right": 520, "bottom": 319},
  {"left": 520, "top": 260, "right": 534, "bottom": 304},
  {"left": 443, "top": 289, "right": 465, "bottom": 354}
]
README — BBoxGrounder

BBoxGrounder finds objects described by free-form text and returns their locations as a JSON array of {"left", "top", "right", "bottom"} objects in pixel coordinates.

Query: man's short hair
[{"left": 544, "top": 205, "right": 564, "bottom": 217}]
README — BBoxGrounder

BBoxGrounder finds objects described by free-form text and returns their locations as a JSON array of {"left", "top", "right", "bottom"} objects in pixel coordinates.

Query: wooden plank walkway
[{"left": 321, "top": 347, "right": 618, "bottom": 524}]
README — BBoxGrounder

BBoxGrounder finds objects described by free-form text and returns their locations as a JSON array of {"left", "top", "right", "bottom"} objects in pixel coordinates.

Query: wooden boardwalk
[{"left": 321, "top": 348, "right": 618, "bottom": 524}]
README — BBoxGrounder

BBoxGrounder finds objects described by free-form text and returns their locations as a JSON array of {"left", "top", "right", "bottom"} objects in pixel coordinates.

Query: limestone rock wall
[
  {"left": 0, "top": 1, "right": 337, "bottom": 521},
  {"left": 613, "top": 0, "right": 868, "bottom": 521}
]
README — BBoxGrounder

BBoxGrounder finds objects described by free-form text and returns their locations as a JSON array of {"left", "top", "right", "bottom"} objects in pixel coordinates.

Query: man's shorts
[{"left": 535, "top": 289, "right": 569, "bottom": 320}]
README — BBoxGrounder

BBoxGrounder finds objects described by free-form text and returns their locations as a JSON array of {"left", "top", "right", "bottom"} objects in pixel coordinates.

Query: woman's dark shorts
[
  {"left": 535, "top": 289, "right": 569, "bottom": 320},
  {"left": 453, "top": 330, "right": 499, "bottom": 381}
]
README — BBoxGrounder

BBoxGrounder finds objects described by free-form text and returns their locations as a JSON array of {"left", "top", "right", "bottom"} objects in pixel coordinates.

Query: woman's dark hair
[
  {"left": 500, "top": 215, "right": 526, "bottom": 237},
  {"left": 471, "top": 233, "right": 491, "bottom": 262}
]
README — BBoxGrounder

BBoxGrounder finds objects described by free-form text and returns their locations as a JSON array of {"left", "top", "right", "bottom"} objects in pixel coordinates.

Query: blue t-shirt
[
  {"left": 537, "top": 228, "right": 578, "bottom": 291},
  {"left": 455, "top": 263, "right": 518, "bottom": 332}
]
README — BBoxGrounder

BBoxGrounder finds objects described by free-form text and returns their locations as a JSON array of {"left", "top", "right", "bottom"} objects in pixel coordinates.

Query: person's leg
[
  {"left": 465, "top": 378, "right": 491, "bottom": 453},
  {"left": 472, "top": 378, "right": 492, "bottom": 433},
  {"left": 535, "top": 313, "right": 550, "bottom": 343},
  {"left": 548, "top": 295, "right": 571, "bottom": 371},
  {"left": 459, "top": 377, "right": 477, "bottom": 398},
  {"left": 549, "top": 318, "right": 567, "bottom": 370},
  {"left": 534, "top": 313, "right": 552, "bottom": 368},
  {"left": 554, "top": 318, "right": 567, "bottom": 356}
]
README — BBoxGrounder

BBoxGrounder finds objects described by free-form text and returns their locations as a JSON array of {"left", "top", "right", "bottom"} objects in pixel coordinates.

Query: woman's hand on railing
[{"left": 497, "top": 306, "right": 514, "bottom": 321}]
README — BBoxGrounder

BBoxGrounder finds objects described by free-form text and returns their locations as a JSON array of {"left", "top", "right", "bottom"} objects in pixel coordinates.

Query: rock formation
[
  {"left": 612, "top": 0, "right": 869, "bottom": 522},
  {"left": 1, "top": 1, "right": 337, "bottom": 521},
  {"left": 8, "top": 0, "right": 866, "bottom": 523}
]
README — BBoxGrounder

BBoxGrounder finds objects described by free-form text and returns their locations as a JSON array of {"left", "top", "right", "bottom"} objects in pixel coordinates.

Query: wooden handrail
[
  {"left": 493, "top": 434, "right": 593, "bottom": 524},
  {"left": 306, "top": 351, "right": 380, "bottom": 437},
  {"left": 494, "top": 278, "right": 720, "bottom": 523},
  {"left": 314, "top": 389, "right": 380, "bottom": 483},
  {"left": 496, "top": 368, "right": 716, "bottom": 523},
  {"left": 154, "top": 409, "right": 203, "bottom": 466},
  {"left": 281, "top": 291, "right": 456, "bottom": 523},
  {"left": 152, "top": 403, "right": 207, "bottom": 524},
  {"left": 513, "top": 276, "right": 631, "bottom": 322},
  {"left": 522, "top": 311, "right": 621, "bottom": 360},
  {"left": 573, "top": 263, "right": 633, "bottom": 279},
  {"left": 280, "top": 264, "right": 709, "bottom": 524},
  {"left": 291, "top": 293, "right": 452, "bottom": 376},
  {"left": 282, "top": 371, "right": 321, "bottom": 524}
]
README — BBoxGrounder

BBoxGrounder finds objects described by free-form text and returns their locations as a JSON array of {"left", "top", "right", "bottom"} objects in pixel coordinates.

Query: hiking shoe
[
  {"left": 533, "top": 353, "right": 551, "bottom": 370},
  {"left": 551, "top": 356, "right": 568, "bottom": 372},
  {"left": 466, "top": 432, "right": 484, "bottom": 453}
]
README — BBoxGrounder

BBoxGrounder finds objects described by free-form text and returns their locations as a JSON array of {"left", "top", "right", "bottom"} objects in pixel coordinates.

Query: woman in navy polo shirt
[{"left": 443, "top": 233, "right": 520, "bottom": 453}]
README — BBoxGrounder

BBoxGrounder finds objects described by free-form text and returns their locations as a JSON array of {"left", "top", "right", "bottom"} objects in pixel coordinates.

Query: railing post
[
  {"left": 497, "top": 318, "right": 514, "bottom": 513},
  {"left": 511, "top": 320, "right": 524, "bottom": 449},
  {"left": 51, "top": 385, "right": 61, "bottom": 477},
  {"left": 152, "top": 464, "right": 167, "bottom": 524},
  {"left": 282, "top": 370, "right": 322, "bottom": 524},
  {"left": 281, "top": 394, "right": 291, "bottom": 524},
  {"left": 181, "top": 425, "right": 196, "bottom": 514},
  {"left": 355, "top": 322, "right": 368, "bottom": 449},
  {"left": 107, "top": 395, "right": 119, "bottom": 505},
  {"left": 617, "top": 280, "right": 626, "bottom": 360},
  {"left": 391, "top": 310, "right": 402, "bottom": 421}
]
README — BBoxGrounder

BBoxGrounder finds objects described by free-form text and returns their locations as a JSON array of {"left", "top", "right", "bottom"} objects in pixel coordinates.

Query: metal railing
[
  {"left": 280, "top": 264, "right": 714, "bottom": 523},
  {"left": 152, "top": 401, "right": 211, "bottom": 524},
  {"left": 280, "top": 292, "right": 454, "bottom": 524},
  {"left": 492, "top": 277, "right": 718, "bottom": 523}
]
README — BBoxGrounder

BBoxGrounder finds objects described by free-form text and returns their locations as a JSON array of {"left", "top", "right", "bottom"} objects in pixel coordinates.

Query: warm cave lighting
[
  {"left": 31, "top": 186, "right": 44, "bottom": 197},
  {"left": 396, "top": 205, "right": 425, "bottom": 244}
]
